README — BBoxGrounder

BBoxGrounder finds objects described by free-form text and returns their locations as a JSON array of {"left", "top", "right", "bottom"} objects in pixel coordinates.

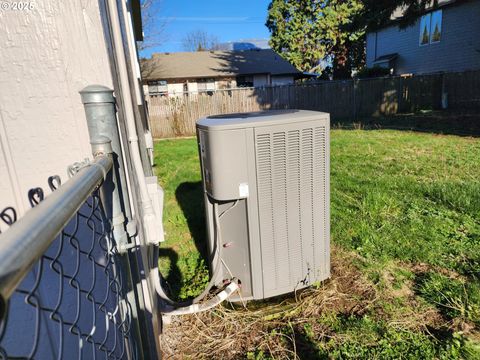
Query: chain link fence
[{"left": 0, "top": 159, "right": 143, "bottom": 359}]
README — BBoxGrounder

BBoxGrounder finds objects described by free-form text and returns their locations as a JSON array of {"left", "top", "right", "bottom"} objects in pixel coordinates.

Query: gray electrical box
[{"left": 196, "top": 110, "right": 330, "bottom": 301}]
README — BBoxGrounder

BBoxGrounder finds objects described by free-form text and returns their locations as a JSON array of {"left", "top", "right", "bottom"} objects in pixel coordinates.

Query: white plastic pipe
[
  {"left": 106, "top": 0, "right": 158, "bottom": 245},
  {"left": 161, "top": 281, "right": 240, "bottom": 316},
  {"left": 120, "top": 0, "right": 144, "bottom": 106},
  {"left": 106, "top": 2, "right": 163, "bottom": 356}
]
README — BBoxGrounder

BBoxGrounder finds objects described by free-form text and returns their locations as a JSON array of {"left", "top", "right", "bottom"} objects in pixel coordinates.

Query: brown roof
[{"left": 141, "top": 49, "right": 301, "bottom": 81}]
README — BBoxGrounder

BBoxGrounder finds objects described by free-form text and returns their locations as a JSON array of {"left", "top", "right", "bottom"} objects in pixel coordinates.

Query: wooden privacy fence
[{"left": 146, "top": 70, "right": 480, "bottom": 138}]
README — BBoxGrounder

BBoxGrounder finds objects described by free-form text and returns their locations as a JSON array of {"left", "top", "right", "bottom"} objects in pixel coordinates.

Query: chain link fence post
[
  {"left": 80, "top": 85, "right": 134, "bottom": 252},
  {"left": 80, "top": 85, "right": 155, "bottom": 359}
]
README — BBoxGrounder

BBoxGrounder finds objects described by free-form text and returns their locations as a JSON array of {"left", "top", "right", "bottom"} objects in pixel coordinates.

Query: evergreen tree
[
  {"left": 432, "top": 23, "right": 441, "bottom": 42},
  {"left": 421, "top": 25, "right": 430, "bottom": 44},
  {"left": 266, "top": 0, "right": 364, "bottom": 74},
  {"left": 361, "top": 0, "right": 440, "bottom": 30},
  {"left": 266, "top": 0, "right": 442, "bottom": 78}
]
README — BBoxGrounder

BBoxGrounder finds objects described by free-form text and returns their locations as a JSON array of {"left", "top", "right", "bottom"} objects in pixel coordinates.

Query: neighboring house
[
  {"left": 366, "top": 0, "right": 480, "bottom": 75},
  {"left": 141, "top": 49, "right": 303, "bottom": 96}
]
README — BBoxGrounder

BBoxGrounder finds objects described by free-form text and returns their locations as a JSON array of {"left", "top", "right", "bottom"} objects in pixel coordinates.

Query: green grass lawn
[{"left": 154, "top": 129, "right": 480, "bottom": 359}]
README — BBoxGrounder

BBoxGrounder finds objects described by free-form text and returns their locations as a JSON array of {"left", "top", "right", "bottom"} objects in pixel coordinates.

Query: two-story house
[{"left": 366, "top": 0, "right": 480, "bottom": 75}]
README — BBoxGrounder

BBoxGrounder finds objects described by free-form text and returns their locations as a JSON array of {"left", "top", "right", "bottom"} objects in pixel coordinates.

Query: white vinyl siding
[
  {"left": 187, "top": 82, "right": 198, "bottom": 94},
  {"left": 167, "top": 83, "right": 185, "bottom": 95},
  {"left": 253, "top": 74, "right": 269, "bottom": 87}
]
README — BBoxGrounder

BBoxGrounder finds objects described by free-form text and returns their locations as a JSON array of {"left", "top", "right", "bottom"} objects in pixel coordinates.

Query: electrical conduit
[{"left": 106, "top": 0, "right": 157, "bottom": 245}]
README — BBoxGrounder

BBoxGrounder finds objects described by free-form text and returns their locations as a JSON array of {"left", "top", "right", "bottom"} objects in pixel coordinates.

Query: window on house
[
  {"left": 236, "top": 75, "right": 254, "bottom": 87},
  {"left": 148, "top": 80, "right": 168, "bottom": 95},
  {"left": 419, "top": 10, "right": 442, "bottom": 46},
  {"left": 197, "top": 78, "right": 216, "bottom": 92},
  {"left": 419, "top": 13, "right": 431, "bottom": 45},
  {"left": 430, "top": 10, "right": 442, "bottom": 43}
]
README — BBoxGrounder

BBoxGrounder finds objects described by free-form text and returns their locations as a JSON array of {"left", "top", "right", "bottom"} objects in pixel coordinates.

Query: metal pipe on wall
[
  {"left": 105, "top": 0, "right": 158, "bottom": 246},
  {"left": 91, "top": 134, "right": 145, "bottom": 360},
  {"left": 119, "top": 0, "right": 156, "bottom": 169},
  {"left": 80, "top": 85, "right": 135, "bottom": 253},
  {"left": 103, "top": 1, "right": 162, "bottom": 355}
]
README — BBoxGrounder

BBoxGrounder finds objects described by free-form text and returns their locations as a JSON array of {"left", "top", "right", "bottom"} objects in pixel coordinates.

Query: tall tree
[
  {"left": 181, "top": 30, "right": 221, "bottom": 52},
  {"left": 266, "top": 0, "right": 443, "bottom": 78},
  {"left": 361, "top": 0, "right": 441, "bottom": 31},
  {"left": 266, "top": 0, "right": 364, "bottom": 74}
]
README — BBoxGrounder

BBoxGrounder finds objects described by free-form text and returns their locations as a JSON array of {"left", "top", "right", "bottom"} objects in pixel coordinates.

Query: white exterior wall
[
  {"left": 0, "top": 3, "right": 160, "bottom": 358},
  {"left": 167, "top": 83, "right": 185, "bottom": 96},
  {"left": 143, "top": 83, "right": 150, "bottom": 96},
  {"left": 271, "top": 75, "right": 294, "bottom": 86},
  {"left": 187, "top": 82, "right": 198, "bottom": 94},
  {"left": 0, "top": 1, "right": 112, "bottom": 221}
]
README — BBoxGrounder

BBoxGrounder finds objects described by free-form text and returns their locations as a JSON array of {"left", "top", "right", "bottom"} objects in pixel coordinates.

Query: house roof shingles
[{"left": 141, "top": 49, "right": 301, "bottom": 81}]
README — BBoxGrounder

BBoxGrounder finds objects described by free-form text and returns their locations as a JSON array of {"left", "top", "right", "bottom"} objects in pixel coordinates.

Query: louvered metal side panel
[
  {"left": 300, "top": 128, "right": 315, "bottom": 285},
  {"left": 256, "top": 133, "right": 276, "bottom": 292},
  {"left": 255, "top": 123, "right": 329, "bottom": 298},
  {"left": 313, "top": 127, "right": 329, "bottom": 282}
]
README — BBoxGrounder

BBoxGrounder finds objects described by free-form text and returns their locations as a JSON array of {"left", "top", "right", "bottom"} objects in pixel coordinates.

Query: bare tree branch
[
  {"left": 181, "top": 30, "right": 221, "bottom": 52},
  {"left": 138, "top": 0, "right": 167, "bottom": 53}
]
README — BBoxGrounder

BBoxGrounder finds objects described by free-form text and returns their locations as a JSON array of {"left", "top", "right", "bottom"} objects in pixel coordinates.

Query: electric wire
[
  {"left": 219, "top": 199, "right": 239, "bottom": 218},
  {"left": 153, "top": 198, "right": 240, "bottom": 313}
]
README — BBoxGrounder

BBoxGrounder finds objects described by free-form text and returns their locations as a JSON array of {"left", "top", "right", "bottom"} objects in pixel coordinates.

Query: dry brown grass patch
[
  {"left": 159, "top": 247, "right": 377, "bottom": 359},
  {"left": 159, "top": 248, "right": 463, "bottom": 359}
]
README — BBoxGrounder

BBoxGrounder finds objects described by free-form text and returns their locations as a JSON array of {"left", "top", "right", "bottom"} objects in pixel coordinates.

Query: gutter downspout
[
  {"left": 105, "top": 0, "right": 162, "bottom": 355},
  {"left": 120, "top": 0, "right": 155, "bottom": 167},
  {"left": 105, "top": 0, "right": 158, "bottom": 246},
  {"left": 120, "top": 0, "right": 143, "bottom": 106}
]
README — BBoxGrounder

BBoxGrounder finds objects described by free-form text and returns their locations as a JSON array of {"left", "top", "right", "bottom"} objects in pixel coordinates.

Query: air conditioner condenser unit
[{"left": 196, "top": 110, "right": 330, "bottom": 301}]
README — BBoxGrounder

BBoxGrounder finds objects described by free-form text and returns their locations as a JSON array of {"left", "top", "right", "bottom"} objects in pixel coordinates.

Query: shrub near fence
[{"left": 146, "top": 70, "right": 480, "bottom": 138}]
